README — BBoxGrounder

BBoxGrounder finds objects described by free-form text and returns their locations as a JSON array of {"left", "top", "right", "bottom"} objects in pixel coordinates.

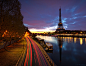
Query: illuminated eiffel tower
[{"left": 56, "top": 8, "right": 65, "bottom": 32}]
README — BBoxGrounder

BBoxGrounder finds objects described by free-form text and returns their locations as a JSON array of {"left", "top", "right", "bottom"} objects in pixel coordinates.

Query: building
[
  {"left": 56, "top": 8, "right": 65, "bottom": 32},
  {"left": 55, "top": 8, "right": 86, "bottom": 34}
]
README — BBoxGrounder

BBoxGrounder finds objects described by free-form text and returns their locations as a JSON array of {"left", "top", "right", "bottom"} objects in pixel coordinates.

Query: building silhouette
[{"left": 56, "top": 8, "right": 65, "bottom": 32}]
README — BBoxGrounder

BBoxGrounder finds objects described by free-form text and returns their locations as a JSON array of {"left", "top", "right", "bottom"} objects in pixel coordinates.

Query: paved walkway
[{"left": 0, "top": 38, "right": 27, "bottom": 66}]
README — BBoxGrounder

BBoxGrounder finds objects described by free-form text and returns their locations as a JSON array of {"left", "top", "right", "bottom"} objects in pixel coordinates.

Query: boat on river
[{"left": 45, "top": 42, "right": 53, "bottom": 51}]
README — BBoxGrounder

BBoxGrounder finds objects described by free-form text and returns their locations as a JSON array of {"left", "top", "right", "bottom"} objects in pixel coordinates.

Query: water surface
[{"left": 36, "top": 35, "right": 86, "bottom": 66}]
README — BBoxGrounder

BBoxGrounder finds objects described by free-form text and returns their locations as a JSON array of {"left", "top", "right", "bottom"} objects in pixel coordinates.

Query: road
[{"left": 24, "top": 36, "right": 48, "bottom": 66}]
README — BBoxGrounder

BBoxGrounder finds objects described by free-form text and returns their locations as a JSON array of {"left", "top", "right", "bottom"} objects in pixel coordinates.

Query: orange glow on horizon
[
  {"left": 29, "top": 28, "right": 55, "bottom": 33},
  {"left": 30, "top": 31, "right": 44, "bottom": 33},
  {"left": 30, "top": 31, "right": 55, "bottom": 33}
]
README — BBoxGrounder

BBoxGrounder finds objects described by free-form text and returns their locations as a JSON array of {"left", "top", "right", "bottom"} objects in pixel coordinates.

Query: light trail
[
  {"left": 29, "top": 37, "right": 47, "bottom": 66},
  {"left": 24, "top": 36, "right": 48, "bottom": 66}
]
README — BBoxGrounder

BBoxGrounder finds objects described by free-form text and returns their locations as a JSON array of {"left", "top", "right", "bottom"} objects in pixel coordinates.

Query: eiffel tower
[{"left": 56, "top": 8, "right": 65, "bottom": 32}]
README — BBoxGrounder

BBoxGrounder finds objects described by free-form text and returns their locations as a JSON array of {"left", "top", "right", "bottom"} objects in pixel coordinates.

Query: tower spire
[
  {"left": 59, "top": 7, "right": 61, "bottom": 23},
  {"left": 56, "top": 7, "right": 65, "bottom": 32}
]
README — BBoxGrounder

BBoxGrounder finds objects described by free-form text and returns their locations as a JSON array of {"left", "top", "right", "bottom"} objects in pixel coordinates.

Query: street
[{"left": 24, "top": 36, "right": 48, "bottom": 66}]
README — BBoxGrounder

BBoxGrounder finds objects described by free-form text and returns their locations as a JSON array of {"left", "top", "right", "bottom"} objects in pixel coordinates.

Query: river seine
[{"left": 36, "top": 35, "right": 86, "bottom": 66}]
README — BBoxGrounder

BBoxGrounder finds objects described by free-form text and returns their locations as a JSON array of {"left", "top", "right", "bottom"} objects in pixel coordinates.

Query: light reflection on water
[
  {"left": 36, "top": 35, "right": 86, "bottom": 66},
  {"left": 74, "top": 38, "right": 76, "bottom": 43},
  {"left": 36, "top": 35, "right": 58, "bottom": 44},
  {"left": 80, "top": 38, "right": 83, "bottom": 45},
  {"left": 37, "top": 35, "right": 84, "bottom": 45}
]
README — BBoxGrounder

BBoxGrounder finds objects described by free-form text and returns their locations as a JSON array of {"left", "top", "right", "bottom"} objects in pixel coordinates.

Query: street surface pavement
[{"left": 24, "top": 36, "right": 56, "bottom": 66}]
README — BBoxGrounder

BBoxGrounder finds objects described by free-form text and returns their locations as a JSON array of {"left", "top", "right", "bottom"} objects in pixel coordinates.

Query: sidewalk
[{"left": 0, "top": 38, "right": 27, "bottom": 66}]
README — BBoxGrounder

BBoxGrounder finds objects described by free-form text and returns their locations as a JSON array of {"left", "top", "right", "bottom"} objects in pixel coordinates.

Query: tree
[{"left": 0, "top": 0, "right": 26, "bottom": 38}]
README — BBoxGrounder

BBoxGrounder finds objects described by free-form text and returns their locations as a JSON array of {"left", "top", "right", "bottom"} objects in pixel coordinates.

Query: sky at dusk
[{"left": 19, "top": 0, "right": 86, "bottom": 33}]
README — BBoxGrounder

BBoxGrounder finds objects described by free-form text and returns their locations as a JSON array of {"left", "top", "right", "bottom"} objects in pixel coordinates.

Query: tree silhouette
[{"left": 0, "top": 0, "right": 26, "bottom": 38}]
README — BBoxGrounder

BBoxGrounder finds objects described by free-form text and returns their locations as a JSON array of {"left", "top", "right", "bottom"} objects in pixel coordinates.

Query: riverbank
[
  {"left": 50, "top": 34, "right": 86, "bottom": 38},
  {"left": 32, "top": 37, "right": 47, "bottom": 48},
  {"left": 56, "top": 35, "right": 86, "bottom": 38}
]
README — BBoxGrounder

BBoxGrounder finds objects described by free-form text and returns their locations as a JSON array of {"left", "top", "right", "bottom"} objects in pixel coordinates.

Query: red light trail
[{"left": 24, "top": 36, "right": 48, "bottom": 66}]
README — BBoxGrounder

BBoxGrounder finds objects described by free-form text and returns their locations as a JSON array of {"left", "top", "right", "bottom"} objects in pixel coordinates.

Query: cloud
[
  {"left": 19, "top": 0, "right": 86, "bottom": 32},
  {"left": 71, "top": 6, "right": 77, "bottom": 12},
  {"left": 24, "top": 24, "right": 30, "bottom": 27}
]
